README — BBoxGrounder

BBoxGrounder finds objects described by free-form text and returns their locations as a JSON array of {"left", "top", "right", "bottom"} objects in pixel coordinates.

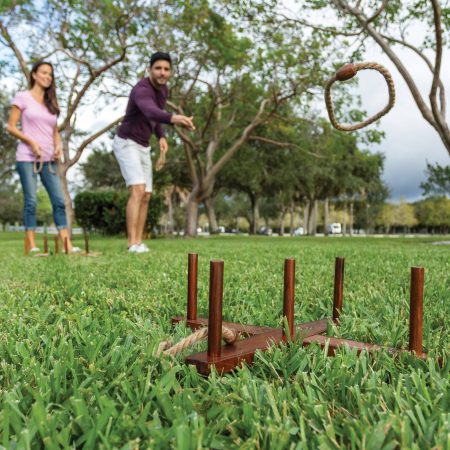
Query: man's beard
[{"left": 151, "top": 75, "right": 167, "bottom": 86}]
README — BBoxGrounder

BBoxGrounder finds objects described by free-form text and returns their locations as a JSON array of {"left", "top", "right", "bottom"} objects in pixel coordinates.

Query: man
[{"left": 114, "top": 52, "right": 194, "bottom": 252}]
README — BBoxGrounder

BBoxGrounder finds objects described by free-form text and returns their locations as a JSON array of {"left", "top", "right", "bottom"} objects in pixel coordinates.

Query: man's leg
[
  {"left": 127, "top": 184, "right": 146, "bottom": 247},
  {"left": 135, "top": 140, "right": 153, "bottom": 245},
  {"left": 136, "top": 192, "right": 152, "bottom": 244}
]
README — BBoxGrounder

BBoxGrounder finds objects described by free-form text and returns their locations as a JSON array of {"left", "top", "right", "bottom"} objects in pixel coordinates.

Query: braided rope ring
[
  {"left": 325, "top": 62, "right": 395, "bottom": 131},
  {"left": 33, "top": 158, "right": 57, "bottom": 174},
  {"left": 156, "top": 325, "right": 238, "bottom": 357}
]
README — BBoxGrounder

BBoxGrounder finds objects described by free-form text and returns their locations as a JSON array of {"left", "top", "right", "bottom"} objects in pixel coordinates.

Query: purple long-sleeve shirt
[{"left": 117, "top": 78, "right": 172, "bottom": 147}]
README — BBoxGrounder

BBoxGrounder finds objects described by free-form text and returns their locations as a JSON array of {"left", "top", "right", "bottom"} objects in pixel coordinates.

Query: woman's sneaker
[
  {"left": 30, "top": 247, "right": 41, "bottom": 253},
  {"left": 70, "top": 247, "right": 82, "bottom": 254}
]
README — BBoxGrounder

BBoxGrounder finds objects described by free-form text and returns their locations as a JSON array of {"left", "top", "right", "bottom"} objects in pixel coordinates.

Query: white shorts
[{"left": 113, "top": 136, "right": 153, "bottom": 192}]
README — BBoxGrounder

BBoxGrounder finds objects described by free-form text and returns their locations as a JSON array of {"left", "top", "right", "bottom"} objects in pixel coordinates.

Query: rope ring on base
[
  {"left": 156, "top": 325, "right": 238, "bottom": 357},
  {"left": 325, "top": 62, "right": 396, "bottom": 131}
]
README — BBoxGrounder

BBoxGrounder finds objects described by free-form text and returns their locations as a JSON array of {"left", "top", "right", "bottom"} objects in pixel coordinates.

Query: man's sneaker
[
  {"left": 70, "top": 246, "right": 82, "bottom": 254},
  {"left": 128, "top": 244, "right": 147, "bottom": 253},
  {"left": 138, "top": 243, "right": 150, "bottom": 252},
  {"left": 30, "top": 247, "right": 41, "bottom": 253}
]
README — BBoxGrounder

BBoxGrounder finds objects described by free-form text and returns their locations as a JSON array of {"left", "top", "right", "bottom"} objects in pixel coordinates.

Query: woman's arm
[{"left": 7, "top": 105, "right": 42, "bottom": 157}]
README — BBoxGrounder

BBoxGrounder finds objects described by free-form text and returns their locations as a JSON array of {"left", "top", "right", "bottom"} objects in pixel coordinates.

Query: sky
[
  {"left": 280, "top": 1, "right": 450, "bottom": 202},
  {"left": 2, "top": 2, "right": 449, "bottom": 203},
  {"left": 345, "top": 42, "right": 449, "bottom": 202}
]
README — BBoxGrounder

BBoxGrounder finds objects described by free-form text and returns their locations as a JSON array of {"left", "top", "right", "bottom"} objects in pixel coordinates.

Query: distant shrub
[{"left": 74, "top": 191, "right": 164, "bottom": 235}]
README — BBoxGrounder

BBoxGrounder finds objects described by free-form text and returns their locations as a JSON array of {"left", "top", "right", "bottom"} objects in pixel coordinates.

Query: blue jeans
[{"left": 16, "top": 161, "right": 68, "bottom": 230}]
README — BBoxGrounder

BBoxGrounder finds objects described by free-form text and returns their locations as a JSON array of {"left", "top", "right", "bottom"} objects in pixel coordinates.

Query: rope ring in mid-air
[{"left": 325, "top": 62, "right": 395, "bottom": 131}]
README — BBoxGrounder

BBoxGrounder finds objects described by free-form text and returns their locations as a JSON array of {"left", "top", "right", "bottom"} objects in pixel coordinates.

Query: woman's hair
[{"left": 29, "top": 61, "right": 60, "bottom": 116}]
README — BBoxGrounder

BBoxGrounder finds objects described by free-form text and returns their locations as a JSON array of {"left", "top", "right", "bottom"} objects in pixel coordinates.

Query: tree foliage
[{"left": 420, "top": 161, "right": 450, "bottom": 197}]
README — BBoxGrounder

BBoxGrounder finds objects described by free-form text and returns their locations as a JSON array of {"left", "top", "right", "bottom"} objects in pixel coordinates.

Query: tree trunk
[
  {"left": 185, "top": 193, "right": 199, "bottom": 237},
  {"left": 249, "top": 195, "right": 260, "bottom": 235},
  {"left": 306, "top": 200, "right": 314, "bottom": 235},
  {"left": 365, "top": 203, "right": 371, "bottom": 234},
  {"left": 167, "top": 190, "right": 174, "bottom": 234},
  {"left": 324, "top": 197, "right": 329, "bottom": 236},
  {"left": 204, "top": 197, "right": 218, "bottom": 234},
  {"left": 343, "top": 202, "right": 347, "bottom": 236},
  {"left": 303, "top": 204, "right": 310, "bottom": 235},
  {"left": 310, "top": 199, "right": 318, "bottom": 236},
  {"left": 279, "top": 207, "right": 286, "bottom": 236},
  {"left": 59, "top": 165, "right": 73, "bottom": 234},
  {"left": 290, "top": 202, "right": 295, "bottom": 236},
  {"left": 349, "top": 199, "right": 354, "bottom": 237}
]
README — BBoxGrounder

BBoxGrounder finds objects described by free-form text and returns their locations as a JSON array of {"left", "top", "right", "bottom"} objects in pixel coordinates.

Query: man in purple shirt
[{"left": 114, "top": 52, "right": 194, "bottom": 252}]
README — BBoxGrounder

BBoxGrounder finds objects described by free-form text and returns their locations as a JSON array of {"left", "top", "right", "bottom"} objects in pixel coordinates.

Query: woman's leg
[
  {"left": 16, "top": 162, "right": 38, "bottom": 248},
  {"left": 39, "top": 162, "right": 73, "bottom": 250}
]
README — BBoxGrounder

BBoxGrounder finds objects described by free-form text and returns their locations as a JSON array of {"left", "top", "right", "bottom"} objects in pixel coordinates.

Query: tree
[
  {"left": 292, "top": 0, "right": 450, "bottom": 156},
  {"left": 0, "top": 91, "right": 17, "bottom": 185},
  {"left": 80, "top": 145, "right": 123, "bottom": 191},
  {"left": 415, "top": 196, "right": 450, "bottom": 233},
  {"left": 420, "top": 161, "right": 450, "bottom": 197},
  {"left": 0, "top": 90, "right": 22, "bottom": 224},
  {"left": 395, "top": 198, "right": 418, "bottom": 233},
  {"left": 217, "top": 112, "right": 306, "bottom": 234},
  {"left": 377, "top": 203, "right": 396, "bottom": 233},
  {"left": 1, "top": 0, "right": 156, "bottom": 225},
  {"left": 158, "top": 1, "right": 332, "bottom": 236}
]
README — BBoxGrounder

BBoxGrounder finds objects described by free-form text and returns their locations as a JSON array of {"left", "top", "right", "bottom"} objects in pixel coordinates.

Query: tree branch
[
  {"left": 429, "top": 0, "right": 447, "bottom": 132},
  {"left": 204, "top": 98, "right": 271, "bottom": 186},
  {"left": 0, "top": 20, "right": 29, "bottom": 80},
  {"left": 274, "top": 12, "right": 362, "bottom": 37},
  {"left": 380, "top": 33, "right": 446, "bottom": 117},
  {"left": 364, "top": 0, "right": 390, "bottom": 24},
  {"left": 248, "top": 135, "right": 323, "bottom": 158},
  {"left": 68, "top": 116, "right": 123, "bottom": 168},
  {"left": 60, "top": 45, "right": 132, "bottom": 131},
  {"left": 330, "top": 0, "right": 437, "bottom": 131}
]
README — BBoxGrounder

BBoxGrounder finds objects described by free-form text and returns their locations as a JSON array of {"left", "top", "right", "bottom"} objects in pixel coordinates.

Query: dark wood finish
[
  {"left": 333, "top": 257, "right": 345, "bottom": 322},
  {"left": 172, "top": 316, "right": 275, "bottom": 335},
  {"left": 302, "top": 334, "right": 428, "bottom": 360},
  {"left": 43, "top": 236, "right": 48, "bottom": 254},
  {"left": 64, "top": 237, "right": 69, "bottom": 255},
  {"left": 84, "top": 233, "right": 89, "bottom": 254},
  {"left": 186, "top": 319, "right": 329, "bottom": 375},
  {"left": 409, "top": 267, "right": 424, "bottom": 354},
  {"left": 54, "top": 236, "right": 60, "bottom": 255},
  {"left": 336, "top": 63, "right": 357, "bottom": 81},
  {"left": 283, "top": 258, "right": 295, "bottom": 339},
  {"left": 207, "top": 260, "right": 224, "bottom": 358},
  {"left": 187, "top": 253, "right": 198, "bottom": 320}
]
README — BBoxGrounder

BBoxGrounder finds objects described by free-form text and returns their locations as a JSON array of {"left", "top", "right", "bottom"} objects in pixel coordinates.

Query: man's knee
[
  {"left": 129, "top": 184, "right": 146, "bottom": 200},
  {"left": 142, "top": 192, "right": 152, "bottom": 203}
]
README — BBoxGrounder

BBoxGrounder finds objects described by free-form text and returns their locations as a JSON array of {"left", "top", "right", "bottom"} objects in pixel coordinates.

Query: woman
[{"left": 7, "top": 60, "right": 80, "bottom": 253}]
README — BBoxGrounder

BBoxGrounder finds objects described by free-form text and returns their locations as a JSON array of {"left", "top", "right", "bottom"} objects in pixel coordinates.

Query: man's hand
[
  {"left": 159, "top": 137, "right": 168, "bottom": 153},
  {"left": 171, "top": 114, "right": 195, "bottom": 131},
  {"left": 156, "top": 137, "right": 168, "bottom": 171}
]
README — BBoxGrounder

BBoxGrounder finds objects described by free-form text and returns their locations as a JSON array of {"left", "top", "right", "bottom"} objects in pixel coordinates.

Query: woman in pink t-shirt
[{"left": 7, "top": 61, "right": 80, "bottom": 253}]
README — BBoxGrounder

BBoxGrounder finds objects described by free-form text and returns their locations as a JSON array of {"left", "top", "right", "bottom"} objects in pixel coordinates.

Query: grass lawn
[{"left": 0, "top": 232, "right": 448, "bottom": 449}]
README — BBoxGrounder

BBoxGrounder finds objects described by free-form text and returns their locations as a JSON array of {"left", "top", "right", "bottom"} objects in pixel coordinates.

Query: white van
[{"left": 327, "top": 223, "right": 342, "bottom": 234}]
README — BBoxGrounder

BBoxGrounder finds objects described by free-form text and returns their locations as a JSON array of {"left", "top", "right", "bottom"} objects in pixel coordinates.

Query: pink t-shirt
[{"left": 12, "top": 91, "right": 58, "bottom": 162}]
